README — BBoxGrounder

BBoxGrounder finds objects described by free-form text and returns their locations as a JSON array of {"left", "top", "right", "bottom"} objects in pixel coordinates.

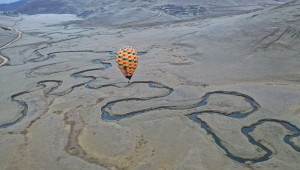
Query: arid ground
[{"left": 0, "top": 1, "right": 300, "bottom": 170}]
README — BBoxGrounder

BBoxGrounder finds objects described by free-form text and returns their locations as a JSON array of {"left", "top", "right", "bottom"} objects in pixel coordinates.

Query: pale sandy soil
[
  {"left": 0, "top": 56, "right": 8, "bottom": 66},
  {"left": 0, "top": 1, "right": 300, "bottom": 170}
]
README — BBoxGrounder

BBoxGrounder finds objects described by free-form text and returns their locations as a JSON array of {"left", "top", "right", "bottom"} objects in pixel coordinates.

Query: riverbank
[
  {"left": 0, "top": 28, "right": 22, "bottom": 67},
  {"left": 0, "top": 1, "right": 300, "bottom": 169}
]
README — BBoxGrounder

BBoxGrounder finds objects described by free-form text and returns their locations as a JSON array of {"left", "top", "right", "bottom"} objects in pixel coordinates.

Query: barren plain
[{"left": 0, "top": 1, "right": 300, "bottom": 170}]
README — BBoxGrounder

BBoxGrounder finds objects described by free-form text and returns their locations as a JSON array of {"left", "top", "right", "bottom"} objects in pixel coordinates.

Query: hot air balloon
[{"left": 116, "top": 46, "right": 139, "bottom": 82}]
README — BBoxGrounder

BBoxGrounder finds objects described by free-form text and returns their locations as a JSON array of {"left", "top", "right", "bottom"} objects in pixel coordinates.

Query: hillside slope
[{"left": 0, "top": 0, "right": 291, "bottom": 17}]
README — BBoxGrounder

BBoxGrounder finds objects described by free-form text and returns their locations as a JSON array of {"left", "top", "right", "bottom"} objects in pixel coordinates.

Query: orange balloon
[{"left": 116, "top": 46, "right": 138, "bottom": 80}]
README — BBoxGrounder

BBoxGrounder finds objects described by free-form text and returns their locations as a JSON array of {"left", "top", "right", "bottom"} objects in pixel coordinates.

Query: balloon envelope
[{"left": 116, "top": 46, "right": 139, "bottom": 80}]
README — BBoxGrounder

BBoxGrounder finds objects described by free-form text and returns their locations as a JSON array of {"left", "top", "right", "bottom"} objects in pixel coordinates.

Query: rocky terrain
[{"left": 0, "top": 0, "right": 300, "bottom": 170}]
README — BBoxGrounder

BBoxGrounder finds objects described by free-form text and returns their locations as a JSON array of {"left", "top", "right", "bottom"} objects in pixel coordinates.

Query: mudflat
[{"left": 0, "top": 1, "right": 300, "bottom": 170}]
